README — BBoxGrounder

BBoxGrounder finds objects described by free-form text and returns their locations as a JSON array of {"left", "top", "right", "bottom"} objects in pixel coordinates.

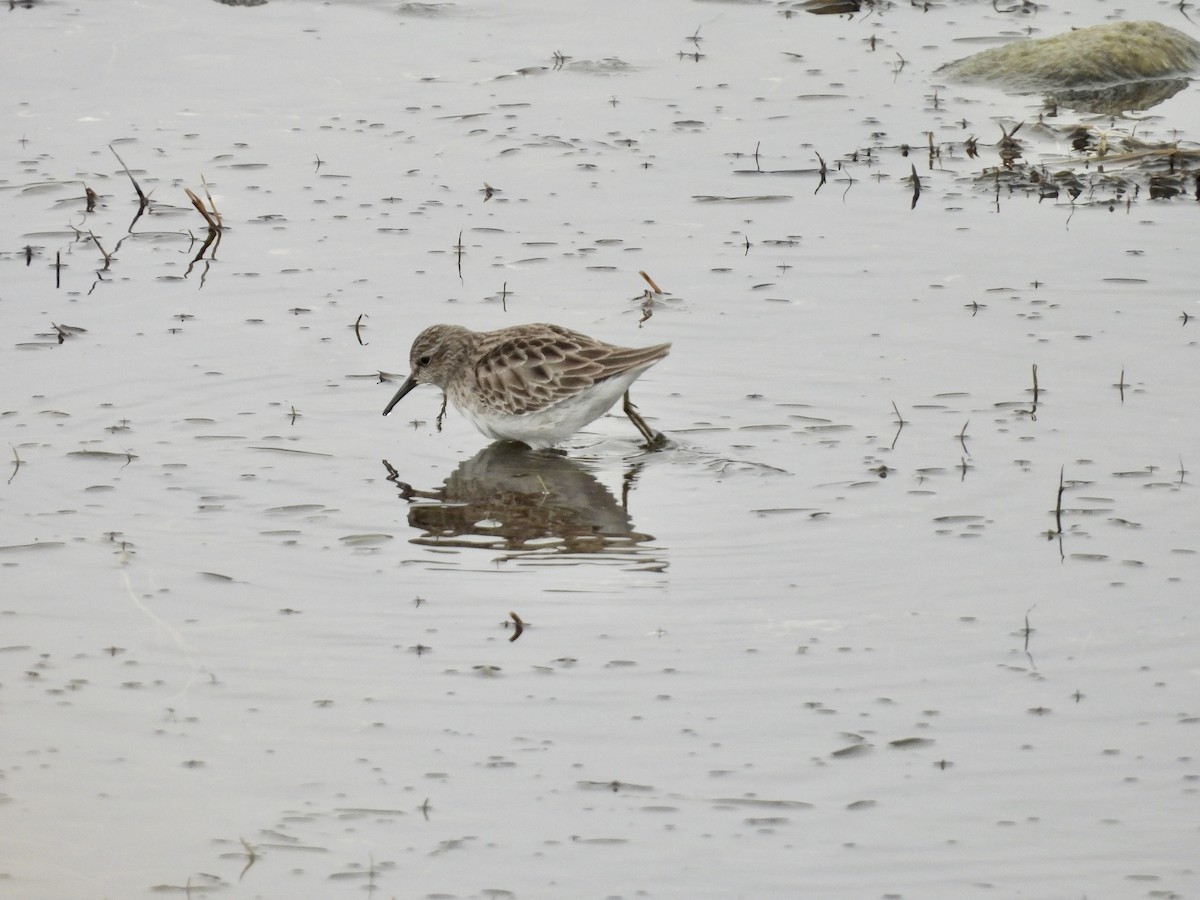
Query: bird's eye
[{"left": 418, "top": 354, "right": 432, "bottom": 366}]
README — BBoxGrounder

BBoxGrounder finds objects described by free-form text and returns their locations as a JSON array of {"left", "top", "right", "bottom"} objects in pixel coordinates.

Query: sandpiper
[{"left": 382, "top": 323, "right": 670, "bottom": 449}]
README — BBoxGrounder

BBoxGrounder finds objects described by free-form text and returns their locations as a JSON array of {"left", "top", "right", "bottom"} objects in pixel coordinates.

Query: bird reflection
[{"left": 383, "top": 443, "right": 662, "bottom": 559}]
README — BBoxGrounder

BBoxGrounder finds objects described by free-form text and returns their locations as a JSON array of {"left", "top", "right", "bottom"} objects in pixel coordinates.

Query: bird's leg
[{"left": 623, "top": 391, "right": 668, "bottom": 449}]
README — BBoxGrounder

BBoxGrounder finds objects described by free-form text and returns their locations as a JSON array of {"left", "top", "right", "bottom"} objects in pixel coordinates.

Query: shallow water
[{"left": 2, "top": 0, "right": 1199, "bottom": 897}]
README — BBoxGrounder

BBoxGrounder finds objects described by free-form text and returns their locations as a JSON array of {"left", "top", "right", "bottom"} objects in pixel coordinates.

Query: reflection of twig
[
  {"left": 183, "top": 229, "right": 219, "bottom": 283},
  {"left": 638, "top": 291, "right": 653, "bottom": 327},
  {"left": 436, "top": 394, "right": 448, "bottom": 431},
  {"left": 382, "top": 459, "right": 400, "bottom": 482},
  {"left": 183, "top": 185, "right": 223, "bottom": 286}
]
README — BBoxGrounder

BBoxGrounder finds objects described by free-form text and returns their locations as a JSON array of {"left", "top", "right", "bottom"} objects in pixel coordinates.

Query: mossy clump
[{"left": 938, "top": 21, "right": 1200, "bottom": 91}]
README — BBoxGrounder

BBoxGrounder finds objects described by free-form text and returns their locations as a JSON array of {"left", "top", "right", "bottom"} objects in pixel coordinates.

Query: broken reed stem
[
  {"left": 109, "top": 145, "right": 148, "bottom": 206},
  {"left": 638, "top": 270, "right": 663, "bottom": 294},
  {"left": 1032, "top": 363, "right": 1039, "bottom": 405},
  {"left": 184, "top": 187, "right": 221, "bottom": 231},
  {"left": 88, "top": 231, "right": 112, "bottom": 270},
  {"left": 201, "top": 175, "right": 221, "bottom": 228},
  {"left": 891, "top": 401, "right": 906, "bottom": 425}
]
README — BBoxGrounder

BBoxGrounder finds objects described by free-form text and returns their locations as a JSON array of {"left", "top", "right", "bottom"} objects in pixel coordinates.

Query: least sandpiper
[{"left": 382, "top": 323, "right": 670, "bottom": 449}]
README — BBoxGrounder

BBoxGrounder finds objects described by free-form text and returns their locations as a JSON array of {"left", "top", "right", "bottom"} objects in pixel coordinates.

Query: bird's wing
[{"left": 472, "top": 325, "right": 669, "bottom": 415}]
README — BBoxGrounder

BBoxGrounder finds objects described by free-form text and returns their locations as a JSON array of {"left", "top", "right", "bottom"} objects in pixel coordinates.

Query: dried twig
[
  {"left": 238, "top": 837, "right": 257, "bottom": 882},
  {"left": 109, "top": 145, "right": 148, "bottom": 207},
  {"left": 1054, "top": 465, "right": 1065, "bottom": 534},
  {"left": 639, "top": 270, "right": 663, "bottom": 294},
  {"left": 184, "top": 187, "right": 220, "bottom": 230},
  {"left": 88, "top": 230, "right": 113, "bottom": 270}
]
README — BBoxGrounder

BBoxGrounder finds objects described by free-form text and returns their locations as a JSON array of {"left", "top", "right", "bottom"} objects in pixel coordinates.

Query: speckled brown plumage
[{"left": 383, "top": 323, "right": 671, "bottom": 448}]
